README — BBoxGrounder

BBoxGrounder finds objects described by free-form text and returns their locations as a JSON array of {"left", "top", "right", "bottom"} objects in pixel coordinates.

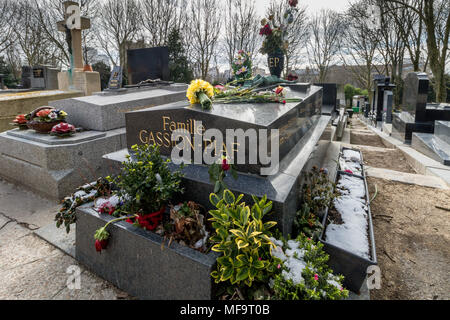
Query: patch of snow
[
  {"left": 342, "top": 149, "right": 362, "bottom": 162},
  {"left": 95, "top": 195, "right": 120, "bottom": 208},
  {"left": 325, "top": 174, "right": 370, "bottom": 260},
  {"left": 340, "top": 149, "right": 363, "bottom": 175},
  {"left": 270, "top": 237, "right": 308, "bottom": 286}
]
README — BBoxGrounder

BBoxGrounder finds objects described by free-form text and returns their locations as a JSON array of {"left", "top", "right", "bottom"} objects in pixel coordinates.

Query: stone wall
[{"left": 0, "top": 90, "right": 83, "bottom": 132}]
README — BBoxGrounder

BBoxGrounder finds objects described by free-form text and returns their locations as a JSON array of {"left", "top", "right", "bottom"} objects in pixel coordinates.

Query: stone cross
[{"left": 57, "top": 1, "right": 91, "bottom": 70}]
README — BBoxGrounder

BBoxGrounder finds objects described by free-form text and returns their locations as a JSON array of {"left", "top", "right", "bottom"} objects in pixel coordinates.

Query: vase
[{"left": 267, "top": 49, "right": 285, "bottom": 78}]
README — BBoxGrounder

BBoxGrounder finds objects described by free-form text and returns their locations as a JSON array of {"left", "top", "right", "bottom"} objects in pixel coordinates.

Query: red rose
[
  {"left": 95, "top": 239, "right": 108, "bottom": 252},
  {"left": 275, "top": 86, "right": 284, "bottom": 95},
  {"left": 51, "top": 122, "right": 75, "bottom": 134},
  {"left": 222, "top": 159, "right": 230, "bottom": 171},
  {"left": 13, "top": 114, "right": 28, "bottom": 124},
  {"left": 289, "top": 0, "right": 298, "bottom": 7},
  {"left": 282, "top": 100, "right": 287, "bottom": 104},
  {"left": 345, "top": 170, "right": 354, "bottom": 174},
  {"left": 259, "top": 24, "right": 272, "bottom": 36}
]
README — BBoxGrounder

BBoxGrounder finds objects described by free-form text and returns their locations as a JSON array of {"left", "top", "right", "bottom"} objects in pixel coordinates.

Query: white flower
[{"left": 48, "top": 111, "right": 58, "bottom": 119}]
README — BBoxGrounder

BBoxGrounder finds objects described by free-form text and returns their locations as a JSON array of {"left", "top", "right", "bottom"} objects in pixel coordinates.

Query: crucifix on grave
[
  {"left": 57, "top": 1, "right": 91, "bottom": 71},
  {"left": 55, "top": 1, "right": 101, "bottom": 96}
]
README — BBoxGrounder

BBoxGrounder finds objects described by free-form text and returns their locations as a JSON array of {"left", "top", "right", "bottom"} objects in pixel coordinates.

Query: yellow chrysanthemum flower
[{"left": 186, "top": 79, "right": 214, "bottom": 105}]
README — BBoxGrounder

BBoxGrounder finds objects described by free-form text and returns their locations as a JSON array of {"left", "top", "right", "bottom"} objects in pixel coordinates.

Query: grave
[
  {"left": 370, "top": 75, "right": 395, "bottom": 126},
  {"left": 314, "top": 83, "right": 338, "bottom": 116},
  {"left": 0, "top": 84, "right": 188, "bottom": 199},
  {"left": 127, "top": 47, "right": 170, "bottom": 84},
  {"left": 21, "top": 65, "right": 60, "bottom": 90},
  {"left": 56, "top": 1, "right": 101, "bottom": 96},
  {"left": 103, "top": 83, "right": 330, "bottom": 235},
  {"left": 392, "top": 72, "right": 450, "bottom": 144}
]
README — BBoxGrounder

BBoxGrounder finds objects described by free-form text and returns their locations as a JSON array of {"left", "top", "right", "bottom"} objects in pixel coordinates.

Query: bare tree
[
  {"left": 140, "top": 0, "right": 187, "bottom": 47},
  {"left": 0, "top": 0, "right": 15, "bottom": 55},
  {"left": 339, "top": 0, "right": 384, "bottom": 94},
  {"left": 188, "top": 0, "right": 222, "bottom": 80},
  {"left": 266, "top": 0, "right": 309, "bottom": 75},
  {"left": 385, "top": 0, "right": 450, "bottom": 102},
  {"left": 96, "top": 0, "right": 142, "bottom": 71},
  {"left": 307, "top": 9, "right": 343, "bottom": 82},
  {"left": 223, "top": 0, "right": 261, "bottom": 69}
]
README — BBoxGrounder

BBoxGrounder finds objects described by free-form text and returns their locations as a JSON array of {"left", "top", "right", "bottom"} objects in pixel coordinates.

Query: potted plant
[
  {"left": 259, "top": 0, "right": 299, "bottom": 78},
  {"left": 105, "top": 144, "right": 185, "bottom": 232},
  {"left": 26, "top": 106, "right": 67, "bottom": 133}
]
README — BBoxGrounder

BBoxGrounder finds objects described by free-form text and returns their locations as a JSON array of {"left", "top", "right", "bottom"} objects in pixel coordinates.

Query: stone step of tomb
[
  {"left": 435, "top": 121, "right": 450, "bottom": 145},
  {"left": 411, "top": 132, "right": 450, "bottom": 166}
]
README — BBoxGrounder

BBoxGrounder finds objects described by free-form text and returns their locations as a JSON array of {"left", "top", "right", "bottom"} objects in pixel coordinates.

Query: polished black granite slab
[
  {"left": 125, "top": 84, "right": 322, "bottom": 175},
  {"left": 435, "top": 121, "right": 450, "bottom": 145},
  {"left": 392, "top": 112, "right": 434, "bottom": 143}
]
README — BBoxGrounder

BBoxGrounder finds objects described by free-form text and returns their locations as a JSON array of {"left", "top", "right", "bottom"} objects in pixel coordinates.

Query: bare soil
[
  {"left": 362, "top": 149, "right": 416, "bottom": 174},
  {"left": 367, "top": 177, "right": 450, "bottom": 300},
  {"left": 350, "top": 131, "right": 386, "bottom": 148}
]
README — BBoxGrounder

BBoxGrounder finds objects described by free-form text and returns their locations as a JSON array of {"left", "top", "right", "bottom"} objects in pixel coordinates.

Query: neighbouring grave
[
  {"left": 21, "top": 65, "right": 60, "bottom": 90},
  {"left": 56, "top": 1, "right": 101, "bottom": 96},
  {"left": 0, "top": 84, "right": 188, "bottom": 199},
  {"left": 314, "top": 83, "right": 338, "bottom": 116},
  {"left": 392, "top": 72, "right": 450, "bottom": 144},
  {"left": 127, "top": 47, "right": 170, "bottom": 85},
  {"left": 370, "top": 75, "right": 395, "bottom": 126}
]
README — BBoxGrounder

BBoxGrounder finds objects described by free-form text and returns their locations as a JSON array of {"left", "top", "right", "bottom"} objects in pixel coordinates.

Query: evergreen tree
[
  {"left": 167, "top": 28, "right": 193, "bottom": 83},
  {"left": 0, "top": 56, "right": 18, "bottom": 88},
  {"left": 92, "top": 61, "right": 112, "bottom": 90}
]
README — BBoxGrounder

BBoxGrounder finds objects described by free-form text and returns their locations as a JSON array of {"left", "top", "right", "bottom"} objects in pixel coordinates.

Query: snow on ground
[
  {"left": 340, "top": 149, "right": 363, "bottom": 175},
  {"left": 326, "top": 174, "right": 370, "bottom": 260}
]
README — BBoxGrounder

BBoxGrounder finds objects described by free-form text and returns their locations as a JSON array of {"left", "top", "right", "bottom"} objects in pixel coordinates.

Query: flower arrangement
[
  {"left": 259, "top": 0, "right": 298, "bottom": 55},
  {"left": 232, "top": 50, "right": 252, "bottom": 81},
  {"left": 186, "top": 79, "right": 215, "bottom": 110},
  {"left": 50, "top": 122, "right": 76, "bottom": 138},
  {"left": 11, "top": 114, "right": 30, "bottom": 130},
  {"left": 214, "top": 85, "right": 299, "bottom": 105},
  {"left": 35, "top": 108, "right": 67, "bottom": 122}
]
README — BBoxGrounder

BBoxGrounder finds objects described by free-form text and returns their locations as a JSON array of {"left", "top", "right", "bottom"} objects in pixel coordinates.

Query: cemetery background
[{"left": 0, "top": 0, "right": 449, "bottom": 301}]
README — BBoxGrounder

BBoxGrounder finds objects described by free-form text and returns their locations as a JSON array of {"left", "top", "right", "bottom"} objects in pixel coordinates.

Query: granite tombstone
[
  {"left": 115, "top": 83, "right": 329, "bottom": 235},
  {"left": 127, "top": 47, "right": 170, "bottom": 85}
]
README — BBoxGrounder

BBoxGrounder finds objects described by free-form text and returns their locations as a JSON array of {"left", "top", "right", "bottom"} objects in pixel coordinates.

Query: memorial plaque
[
  {"left": 107, "top": 66, "right": 123, "bottom": 90},
  {"left": 127, "top": 47, "right": 170, "bottom": 85}
]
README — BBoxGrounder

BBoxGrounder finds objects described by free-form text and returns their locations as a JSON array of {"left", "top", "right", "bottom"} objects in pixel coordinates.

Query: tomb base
[{"left": 58, "top": 69, "right": 101, "bottom": 97}]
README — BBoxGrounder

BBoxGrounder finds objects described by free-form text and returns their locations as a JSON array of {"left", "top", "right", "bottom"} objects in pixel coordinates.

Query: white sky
[{"left": 255, "top": 0, "right": 350, "bottom": 15}]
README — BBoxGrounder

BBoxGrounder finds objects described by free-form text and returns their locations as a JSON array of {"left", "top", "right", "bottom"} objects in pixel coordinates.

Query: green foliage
[
  {"left": 271, "top": 234, "right": 349, "bottom": 300},
  {"left": 209, "top": 190, "right": 279, "bottom": 288},
  {"left": 92, "top": 61, "right": 111, "bottom": 90},
  {"left": 0, "top": 56, "right": 18, "bottom": 88},
  {"left": 108, "top": 144, "right": 184, "bottom": 215},
  {"left": 167, "top": 28, "right": 193, "bottom": 83},
  {"left": 294, "top": 167, "right": 338, "bottom": 239},
  {"left": 344, "top": 84, "right": 355, "bottom": 106}
]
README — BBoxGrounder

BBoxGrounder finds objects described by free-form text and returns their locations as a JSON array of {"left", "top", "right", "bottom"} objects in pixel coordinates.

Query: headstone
[
  {"left": 116, "top": 84, "right": 329, "bottom": 235},
  {"left": 314, "top": 83, "right": 337, "bottom": 115},
  {"left": 402, "top": 72, "right": 429, "bottom": 122},
  {"left": 127, "top": 47, "right": 170, "bottom": 85},
  {"left": 373, "top": 75, "right": 395, "bottom": 123},
  {"left": 107, "top": 66, "right": 123, "bottom": 90},
  {"left": 23, "top": 65, "right": 60, "bottom": 90},
  {"left": 383, "top": 91, "right": 393, "bottom": 124},
  {"left": 21, "top": 67, "right": 32, "bottom": 89}
]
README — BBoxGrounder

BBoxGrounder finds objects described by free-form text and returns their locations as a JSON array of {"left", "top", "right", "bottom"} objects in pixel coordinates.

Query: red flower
[
  {"left": 221, "top": 159, "right": 230, "bottom": 171},
  {"left": 282, "top": 100, "right": 286, "bottom": 104},
  {"left": 259, "top": 24, "right": 272, "bottom": 36},
  {"left": 95, "top": 239, "right": 108, "bottom": 252},
  {"left": 136, "top": 207, "right": 165, "bottom": 231},
  {"left": 13, "top": 114, "right": 28, "bottom": 124},
  {"left": 289, "top": 0, "right": 298, "bottom": 7},
  {"left": 97, "top": 202, "right": 115, "bottom": 215},
  {"left": 275, "top": 86, "right": 284, "bottom": 95},
  {"left": 51, "top": 122, "right": 75, "bottom": 134},
  {"left": 345, "top": 170, "right": 354, "bottom": 174},
  {"left": 36, "top": 109, "right": 53, "bottom": 118},
  {"left": 314, "top": 274, "right": 319, "bottom": 281}
]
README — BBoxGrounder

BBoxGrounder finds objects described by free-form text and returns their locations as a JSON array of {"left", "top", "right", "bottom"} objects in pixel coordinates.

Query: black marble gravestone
[
  {"left": 372, "top": 75, "right": 395, "bottom": 124},
  {"left": 122, "top": 83, "right": 330, "bottom": 235},
  {"left": 107, "top": 66, "right": 123, "bottom": 90},
  {"left": 127, "top": 47, "right": 170, "bottom": 85},
  {"left": 314, "top": 83, "right": 337, "bottom": 115},
  {"left": 392, "top": 72, "right": 450, "bottom": 143}
]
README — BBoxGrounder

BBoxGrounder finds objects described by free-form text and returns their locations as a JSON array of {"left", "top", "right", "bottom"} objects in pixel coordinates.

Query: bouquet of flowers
[
  {"left": 186, "top": 79, "right": 215, "bottom": 110},
  {"left": 232, "top": 50, "right": 252, "bottom": 81},
  {"left": 50, "top": 122, "right": 76, "bottom": 138},
  {"left": 35, "top": 108, "right": 67, "bottom": 123},
  {"left": 259, "top": 0, "right": 299, "bottom": 55},
  {"left": 11, "top": 114, "right": 30, "bottom": 130}
]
